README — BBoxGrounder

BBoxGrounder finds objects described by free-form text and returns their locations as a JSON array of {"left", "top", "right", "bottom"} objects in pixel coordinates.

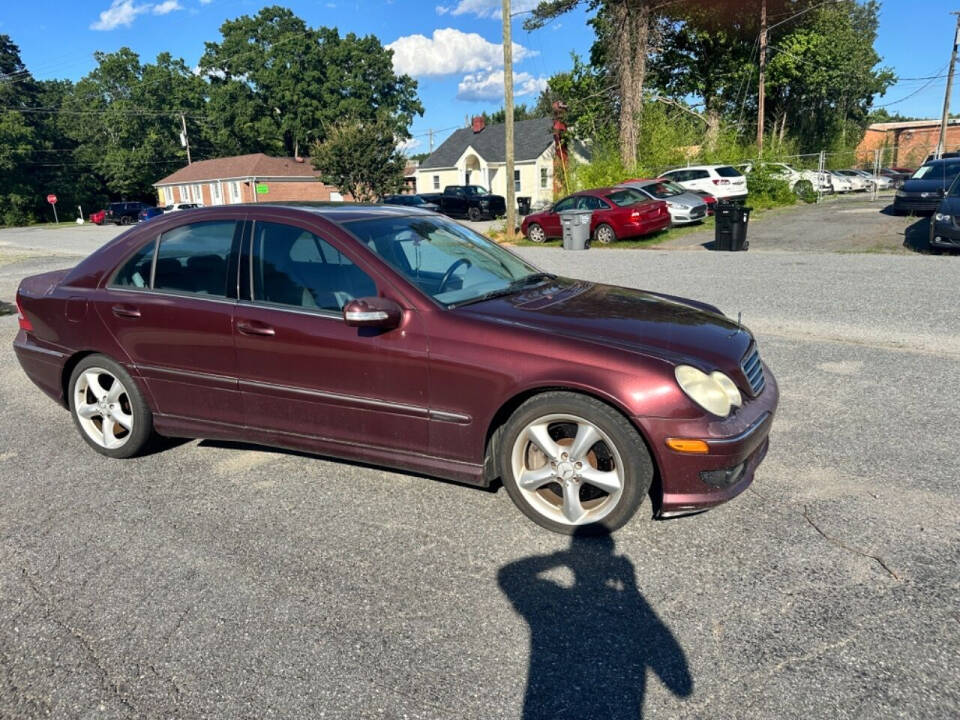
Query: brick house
[{"left": 152, "top": 153, "right": 348, "bottom": 207}]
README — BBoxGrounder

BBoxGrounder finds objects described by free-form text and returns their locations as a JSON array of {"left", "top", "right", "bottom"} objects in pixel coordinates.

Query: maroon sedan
[
  {"left": 521, "top": 187, "right": 671, "bottom": 244},
  {"left": 14, "top": 204, "right": 777, "bottom": 534}
]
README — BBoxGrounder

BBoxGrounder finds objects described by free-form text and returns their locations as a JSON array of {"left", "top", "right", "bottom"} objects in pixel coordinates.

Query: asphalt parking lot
[{"left": 1, "top": 205, "right": 958, "bottom": 718}]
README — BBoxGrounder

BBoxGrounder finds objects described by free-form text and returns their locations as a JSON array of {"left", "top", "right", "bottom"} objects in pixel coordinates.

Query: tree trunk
[
  {"left": 612, "top": 0, "right": 650, "bottom": 170},
  {"left": 778, "top": 112, "right": 787, "bottom": 145},
  {"left": 704, "top": 107, "right": 721, "bottom": 152}
]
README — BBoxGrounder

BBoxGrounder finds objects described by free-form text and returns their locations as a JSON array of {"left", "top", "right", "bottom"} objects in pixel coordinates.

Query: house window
[
  {"left": 209, "top": 182, "right": 222, "bottom": 206},
  {"left": 229, "top": 181, "right": 242, "bottom": 203},
  {"left": 191, "top": 184, "right": 203, "bottom": 204},
  {"left": 514, "top": 169, "right": 521, "bottom": 192},
  {"left": 540, "top": 167, "right": 548, "bottom": 189},
  {"left": 433, "top": 175, "right": 440, "bottom": 190},
  {"left": 179, "top": 185, "right": 189, "bottom": 202}
]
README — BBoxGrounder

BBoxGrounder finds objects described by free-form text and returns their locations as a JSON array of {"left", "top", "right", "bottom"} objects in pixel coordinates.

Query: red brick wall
[
  {"left": 857, "top": 124, "right": 960, "bottom": 169},
  {"left": 157, "top": 180, "right": 351, "bottom": 206}
]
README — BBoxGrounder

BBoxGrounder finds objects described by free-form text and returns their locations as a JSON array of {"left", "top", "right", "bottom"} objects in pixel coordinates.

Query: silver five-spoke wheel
[
  {"left": 511, "top": 413, "right": 625, "bottom": 526},
  {"left": 73, "top": 367, "right": 134, "bottom": 450}
]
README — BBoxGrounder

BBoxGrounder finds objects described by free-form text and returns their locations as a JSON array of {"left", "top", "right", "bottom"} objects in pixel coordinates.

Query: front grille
[{"left": 741, "top": 345, "right": 765, "bottom": 396}]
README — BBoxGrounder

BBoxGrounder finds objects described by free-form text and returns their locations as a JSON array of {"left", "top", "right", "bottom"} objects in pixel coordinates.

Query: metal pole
[
  {"left": 757, "top": 0, "right": 767, "bottom": 155},
  {"left": 873, "top": 149, "right": 880, "bottom": 201},
  {"left": 180, "top": 113, "right": 192, "bottom": 165},
  {"left": 817, "top": 149, "right": 825, "bottom": 204},
  {"left": 936, "top": 13, "right": 960, "bottom": 159},
  {"left": 52, "top": 203, "right": 58, "bottom": 224},
  {"left": 502, "top": 0, "right": 516, "bottom": 240}
]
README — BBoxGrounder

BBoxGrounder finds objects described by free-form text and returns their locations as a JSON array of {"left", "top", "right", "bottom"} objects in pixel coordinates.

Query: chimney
[{"left": 471, "top": 116, "right": 485, "bottom": 133}]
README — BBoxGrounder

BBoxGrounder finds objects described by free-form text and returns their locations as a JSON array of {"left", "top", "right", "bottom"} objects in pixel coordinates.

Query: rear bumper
[
  {"left": 638, "top": 364, "right": 779, "bottom": 517},
  {"left": 13, "top": 330, "right": 69, "bottom": 407},
  {"left": 623, "top": 215, "right": 672, "bottom": 237}
]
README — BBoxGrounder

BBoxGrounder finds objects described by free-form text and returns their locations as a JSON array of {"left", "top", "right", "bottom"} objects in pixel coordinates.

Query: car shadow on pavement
[
  {"left": 497, "top": 528, "right": 693, "bottom": 719},
  {"left": 903, "top": 217, "right": 935, "bottom": 253}
]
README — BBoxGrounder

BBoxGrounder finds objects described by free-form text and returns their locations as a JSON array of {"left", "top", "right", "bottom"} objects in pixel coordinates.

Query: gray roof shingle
[{"left": 419, "top": 117, "right": 556, "bottom": 168}]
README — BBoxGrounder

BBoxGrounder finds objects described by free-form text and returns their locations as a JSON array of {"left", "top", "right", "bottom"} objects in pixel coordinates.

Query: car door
[
  {"left": 576, "top": 194, "right": 611, "bottom": 234},
  {"left": 95, "top": 218, "right": 243, "bottom": 425},
  {"left": 543, "top": 195, "right": 578, "bottom": 238},
  {"left": 444, "top": 188, "right": 467, "bottom": 216},
  {"left": 234, "top": 217, "right": 430, "bottom": 455}
]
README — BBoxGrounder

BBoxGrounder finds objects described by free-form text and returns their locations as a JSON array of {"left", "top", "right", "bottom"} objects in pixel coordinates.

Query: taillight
[{"left": 16, "top": 297, "right": 32, "bottom": 332}]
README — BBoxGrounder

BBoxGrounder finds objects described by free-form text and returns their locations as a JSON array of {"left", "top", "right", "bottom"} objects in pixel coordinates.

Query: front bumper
[
  {"left": 669, "top": 206, "right": 708, "bottom": 225},
  {"left": 930, "top": 217, "right": 960, "bottom": 249},
  {"left": 894, "top": 196, "right": 940, "bottom": 214},
  {"left": 638, "top": 364, "right": 779, "bottom": 517}
]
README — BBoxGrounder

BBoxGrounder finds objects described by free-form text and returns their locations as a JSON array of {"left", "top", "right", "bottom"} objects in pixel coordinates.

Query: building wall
[
  {"left": 156, "top": 179, "right": 347, "bottom": 207},
  {"left": 857, "top": 124, "right": 960, "bottom": 169},
  {"left": 414, "top": 148, "right": 556, "bottom": 204}
]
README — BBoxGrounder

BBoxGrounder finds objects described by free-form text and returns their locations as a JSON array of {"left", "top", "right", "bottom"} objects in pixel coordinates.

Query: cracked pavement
[{"left": 0, "top": 215, "right": 958, "bottom": 718}]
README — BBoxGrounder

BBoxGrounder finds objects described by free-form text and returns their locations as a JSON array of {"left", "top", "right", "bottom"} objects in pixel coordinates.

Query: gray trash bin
[{"left": 560, "top": 209, "right": 592, "bottom": 250}]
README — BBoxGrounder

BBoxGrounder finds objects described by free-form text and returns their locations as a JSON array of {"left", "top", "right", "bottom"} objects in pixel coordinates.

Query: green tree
[
  {"left": 200, "top": 6, "right": 422, "bottom": 157},
  {"left": 311, "top": 120, "right": 406, "bottom": 202},
  {"left": 480, "top": 103, "right": 546, "bottom": 124}
]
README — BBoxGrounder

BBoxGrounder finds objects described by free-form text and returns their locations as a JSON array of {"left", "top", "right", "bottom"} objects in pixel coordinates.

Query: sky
[{"left": 0, "top": 0, "right": 957, "bottom": 156}]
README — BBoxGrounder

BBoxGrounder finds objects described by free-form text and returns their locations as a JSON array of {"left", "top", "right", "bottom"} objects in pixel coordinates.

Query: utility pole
[
  {"left": 428, "top": 128, "right": 434, "bottom": 153},
  {"left": 502, "top": 0, "right": 516, "bottom": 241},
  {"left": 179, "top": 113, "right": 192, "bottom": 165},
  {"left": 757, "top": 0, "right": 767, "bottom": 155},
  {"left": 936, "top": 13, "right": 960, "bottom": 159}
]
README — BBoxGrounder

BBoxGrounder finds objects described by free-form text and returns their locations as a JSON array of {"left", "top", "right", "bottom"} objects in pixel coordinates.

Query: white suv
[{"left": 659, "top": 165, "right": 748, "bottom": 201}]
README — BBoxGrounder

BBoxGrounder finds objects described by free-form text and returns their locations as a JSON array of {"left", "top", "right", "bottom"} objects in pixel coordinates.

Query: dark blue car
[
  {"left": 893, "top": 159, "right": 960, "bottom": 215},
  {"left": 138, "top": 206, "right": 165, "bottom": 222}
]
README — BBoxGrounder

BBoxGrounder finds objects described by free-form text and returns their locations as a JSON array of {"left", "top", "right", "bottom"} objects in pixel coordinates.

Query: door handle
[
  {"left": 111, "top": 304, "right": 141, "bottom": 319},
  {"left": 237, "top": 320, "right": 276, "bottom": 337}
]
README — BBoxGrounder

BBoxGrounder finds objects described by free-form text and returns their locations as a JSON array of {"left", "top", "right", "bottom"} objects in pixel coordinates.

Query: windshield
[
  {"left": 636, "top": 182, "right": 680, "bottom": 199},
  {"left": 913, "top": 163, "right": 960, "bottom": 180},
  {"left": 346, "top": 215, "right": 545, "bottom": 307},
  {"left": 605, "top": 188, "right": 646, "bottom": 206},
  {"left": 464, "top": 186, "right": 489, "bottom": 196}
]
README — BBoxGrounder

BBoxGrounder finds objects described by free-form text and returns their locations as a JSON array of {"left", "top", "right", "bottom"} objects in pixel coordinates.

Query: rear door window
[
  {"left": 113, "top": 240, "right": 156, "bottom": 289},
  {"left": 153, "top": 221, "right": 237, "bottom": 297}
]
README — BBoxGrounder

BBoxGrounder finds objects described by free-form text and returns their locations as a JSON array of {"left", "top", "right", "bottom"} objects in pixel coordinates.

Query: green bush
[{"left": 744, "top": 166, "right": 797, "bottom": 209}]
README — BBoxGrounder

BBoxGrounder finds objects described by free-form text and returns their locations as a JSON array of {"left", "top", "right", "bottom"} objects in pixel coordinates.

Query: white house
[{"left": 414, "top": 117, "right": 588, "bottom": 205}]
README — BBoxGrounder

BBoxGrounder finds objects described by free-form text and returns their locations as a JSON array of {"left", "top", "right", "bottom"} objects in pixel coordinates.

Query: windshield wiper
[{"left": 447, "top": 273, "right": 556, "bottom": 309}]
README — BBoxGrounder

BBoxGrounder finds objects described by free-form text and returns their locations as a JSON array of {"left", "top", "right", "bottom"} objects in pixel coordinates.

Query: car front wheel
[
  {"left": 526, "top": 223, "right": 546, "bottom": 243},
  {"left": 468, "top": 207, "right": 481, "bottom": 221},
  {"left": 500, "top": 392, "right": 653, "bottom": 534},
  {"left": 69, "top": 354, "right": 154, "bottom": 459}
]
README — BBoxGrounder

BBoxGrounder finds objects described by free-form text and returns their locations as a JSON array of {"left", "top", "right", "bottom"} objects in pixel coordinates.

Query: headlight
[
  {"left": 936, "top": 212, "right": 951, "bottom": 222},
  {"left": 669, "top": 203, "right": 690, "bottom": 210},
  {"left": 675, "top": 365, "right": 743, "bottom": 417}
]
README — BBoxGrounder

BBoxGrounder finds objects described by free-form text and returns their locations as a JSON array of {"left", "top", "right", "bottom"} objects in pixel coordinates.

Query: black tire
[
  {"left": 794, "top": 179, "right": 813, "bottom": 196},
  {"left": 526, "top": 222, "right": 547, "bottom": 243},
  {"left": 593, "top": 223, "right": 617, "bottom": 245},
  {"left": 467, "top": 206, "right": 482, "bottom": 222},
  {"left": 499, "top": 392, "right": 653, "bottom": 534},
  {"left": 68, "top": 354, "right": 154, "bottom": 459},
  {"left": 121, "top": 216, "right": 133, "bottom": 225}
]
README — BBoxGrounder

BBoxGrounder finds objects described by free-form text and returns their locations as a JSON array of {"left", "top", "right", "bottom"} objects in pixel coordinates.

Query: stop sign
[{"left": 46, "top": 194, "right": 57, "bottom": 204}]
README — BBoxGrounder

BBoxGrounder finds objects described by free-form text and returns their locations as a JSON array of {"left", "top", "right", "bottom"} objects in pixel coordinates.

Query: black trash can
[
  {"left": 517, "top": 196, "right": 531, "bottom": 215},
  {"left": 714, "top": 203, "right": 752, "bottom": 251}
]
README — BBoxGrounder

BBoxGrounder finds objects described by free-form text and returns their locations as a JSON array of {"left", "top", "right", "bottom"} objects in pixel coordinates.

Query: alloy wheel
[
  {"left": 595, "top": 225, "right": 616, "bottom": 244},
  {"left": 73, "top": 367, "right": 134, "bottom": 450},
  {"left": 528, "top": 224, "right": 546, "bottom": 243},
  {"left": 510, "top": 413, "right": 625, "bottom": 526}
]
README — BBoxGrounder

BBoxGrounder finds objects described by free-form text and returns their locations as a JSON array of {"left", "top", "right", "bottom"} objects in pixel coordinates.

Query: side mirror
[{"left": 343, "top": 296, "right": 402, "bottom": 329}]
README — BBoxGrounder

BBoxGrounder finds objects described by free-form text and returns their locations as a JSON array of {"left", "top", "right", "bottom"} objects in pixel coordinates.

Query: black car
[
  {"left": 928, "top": 180, "right": 960, "bottom": 252},
  {"left": 104, "top": 202, "right": 151, "bottom": 225},
  {"left": 381, "top": 194, "right": 440, "bottom": 212},
  {"left": 893, "top": 160, "right": 960, "bottom": 215}
]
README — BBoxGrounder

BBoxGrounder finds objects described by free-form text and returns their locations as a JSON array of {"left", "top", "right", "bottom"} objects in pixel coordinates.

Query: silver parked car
[{"left": 618, "top": 179, "right": 708, "bottom": 225}]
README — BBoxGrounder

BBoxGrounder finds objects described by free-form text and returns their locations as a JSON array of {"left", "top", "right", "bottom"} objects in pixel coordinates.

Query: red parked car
[
  {"left": 521, "top": 188, "right": 671, "bottom": 244},
  {"left": 13, "top": 204, "right": 777, "bottom": 534},
  {"left": 89, "top": 210, "right": 106, "bottom": 225}
]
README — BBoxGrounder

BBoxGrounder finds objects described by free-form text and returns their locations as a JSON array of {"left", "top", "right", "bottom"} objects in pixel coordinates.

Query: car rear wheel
[
  {"left": 468, "top": 207, "right": 482, "bottom": 222},
  {"left": 500, "top": 392, "right": 653, "bottom": 534},
  {"left": 69, "top": 355, "right": 154, "bottom": 459},
  {"left": 526, "top": 223, "right": 546, "bottom": 243},
  {"left": 593, "top": 223, "right": 617, "bottom": 245}
]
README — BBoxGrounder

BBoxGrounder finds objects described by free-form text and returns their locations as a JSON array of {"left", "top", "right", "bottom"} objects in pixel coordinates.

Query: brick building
[
  {"left": 856, "top": 119, "right": 960, "bottom": 169},
  {"left": 152, "top": 153, "right": 348, "bottom": 207}
]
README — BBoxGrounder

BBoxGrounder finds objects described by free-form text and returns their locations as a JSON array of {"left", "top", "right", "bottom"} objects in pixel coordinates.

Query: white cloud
[
  {"left": 449, "top": 0, "right": 539, "bottom": 19},
  {"left": 90, "top": 0, "right": 183, "bottom": 29},
  {"left": 456, "top": 69, "right": 548, "bottom": 102},
  {"left": 397, "top": 137, "right": 422, "bottom": 154},
  {"left": 90, "top": 0, "right": 149, "bottom": 30},
  {"left": 435, "top": 5, "right": 450, "bottom": 14},
  {"left": 152, "top": 0, "right": 181, "bottom": 14},
  {"left": 386, "top": 28, "right": 535, "bottom": 77}
]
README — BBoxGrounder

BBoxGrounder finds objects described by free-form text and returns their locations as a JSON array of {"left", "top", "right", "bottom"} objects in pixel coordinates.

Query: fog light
[{"left": 699, "top": 462, "right": 746, "bottom": 488}]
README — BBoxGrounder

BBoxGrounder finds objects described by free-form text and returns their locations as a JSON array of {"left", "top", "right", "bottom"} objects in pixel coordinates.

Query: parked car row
[{"left": 89, "top": 202, "right": 200, "bottom": 226}]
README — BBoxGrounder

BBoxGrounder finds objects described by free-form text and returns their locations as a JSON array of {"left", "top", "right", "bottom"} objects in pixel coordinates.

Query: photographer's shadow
[{"left": 498, "top": 529, "right": 693, "bottom": 719}]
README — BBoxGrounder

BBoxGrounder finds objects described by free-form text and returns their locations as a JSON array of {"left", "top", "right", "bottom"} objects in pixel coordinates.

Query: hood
[
  {"left": 669, "top": 192, "right": 707, "bottom": 207},
  {"left": 901, "top": 177, "right": 954, "bottom": 193},
  {"left": 459, "top": 277, "right": 754, "bottom": 373}
]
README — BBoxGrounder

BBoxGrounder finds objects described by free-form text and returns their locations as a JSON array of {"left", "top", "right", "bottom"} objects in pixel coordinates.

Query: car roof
[
  {"left": 665, "top": 164, "right": 734, "bottom": 171},
  {"left": 238, "top": 202, "right": 436, "bottom": 224}
]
